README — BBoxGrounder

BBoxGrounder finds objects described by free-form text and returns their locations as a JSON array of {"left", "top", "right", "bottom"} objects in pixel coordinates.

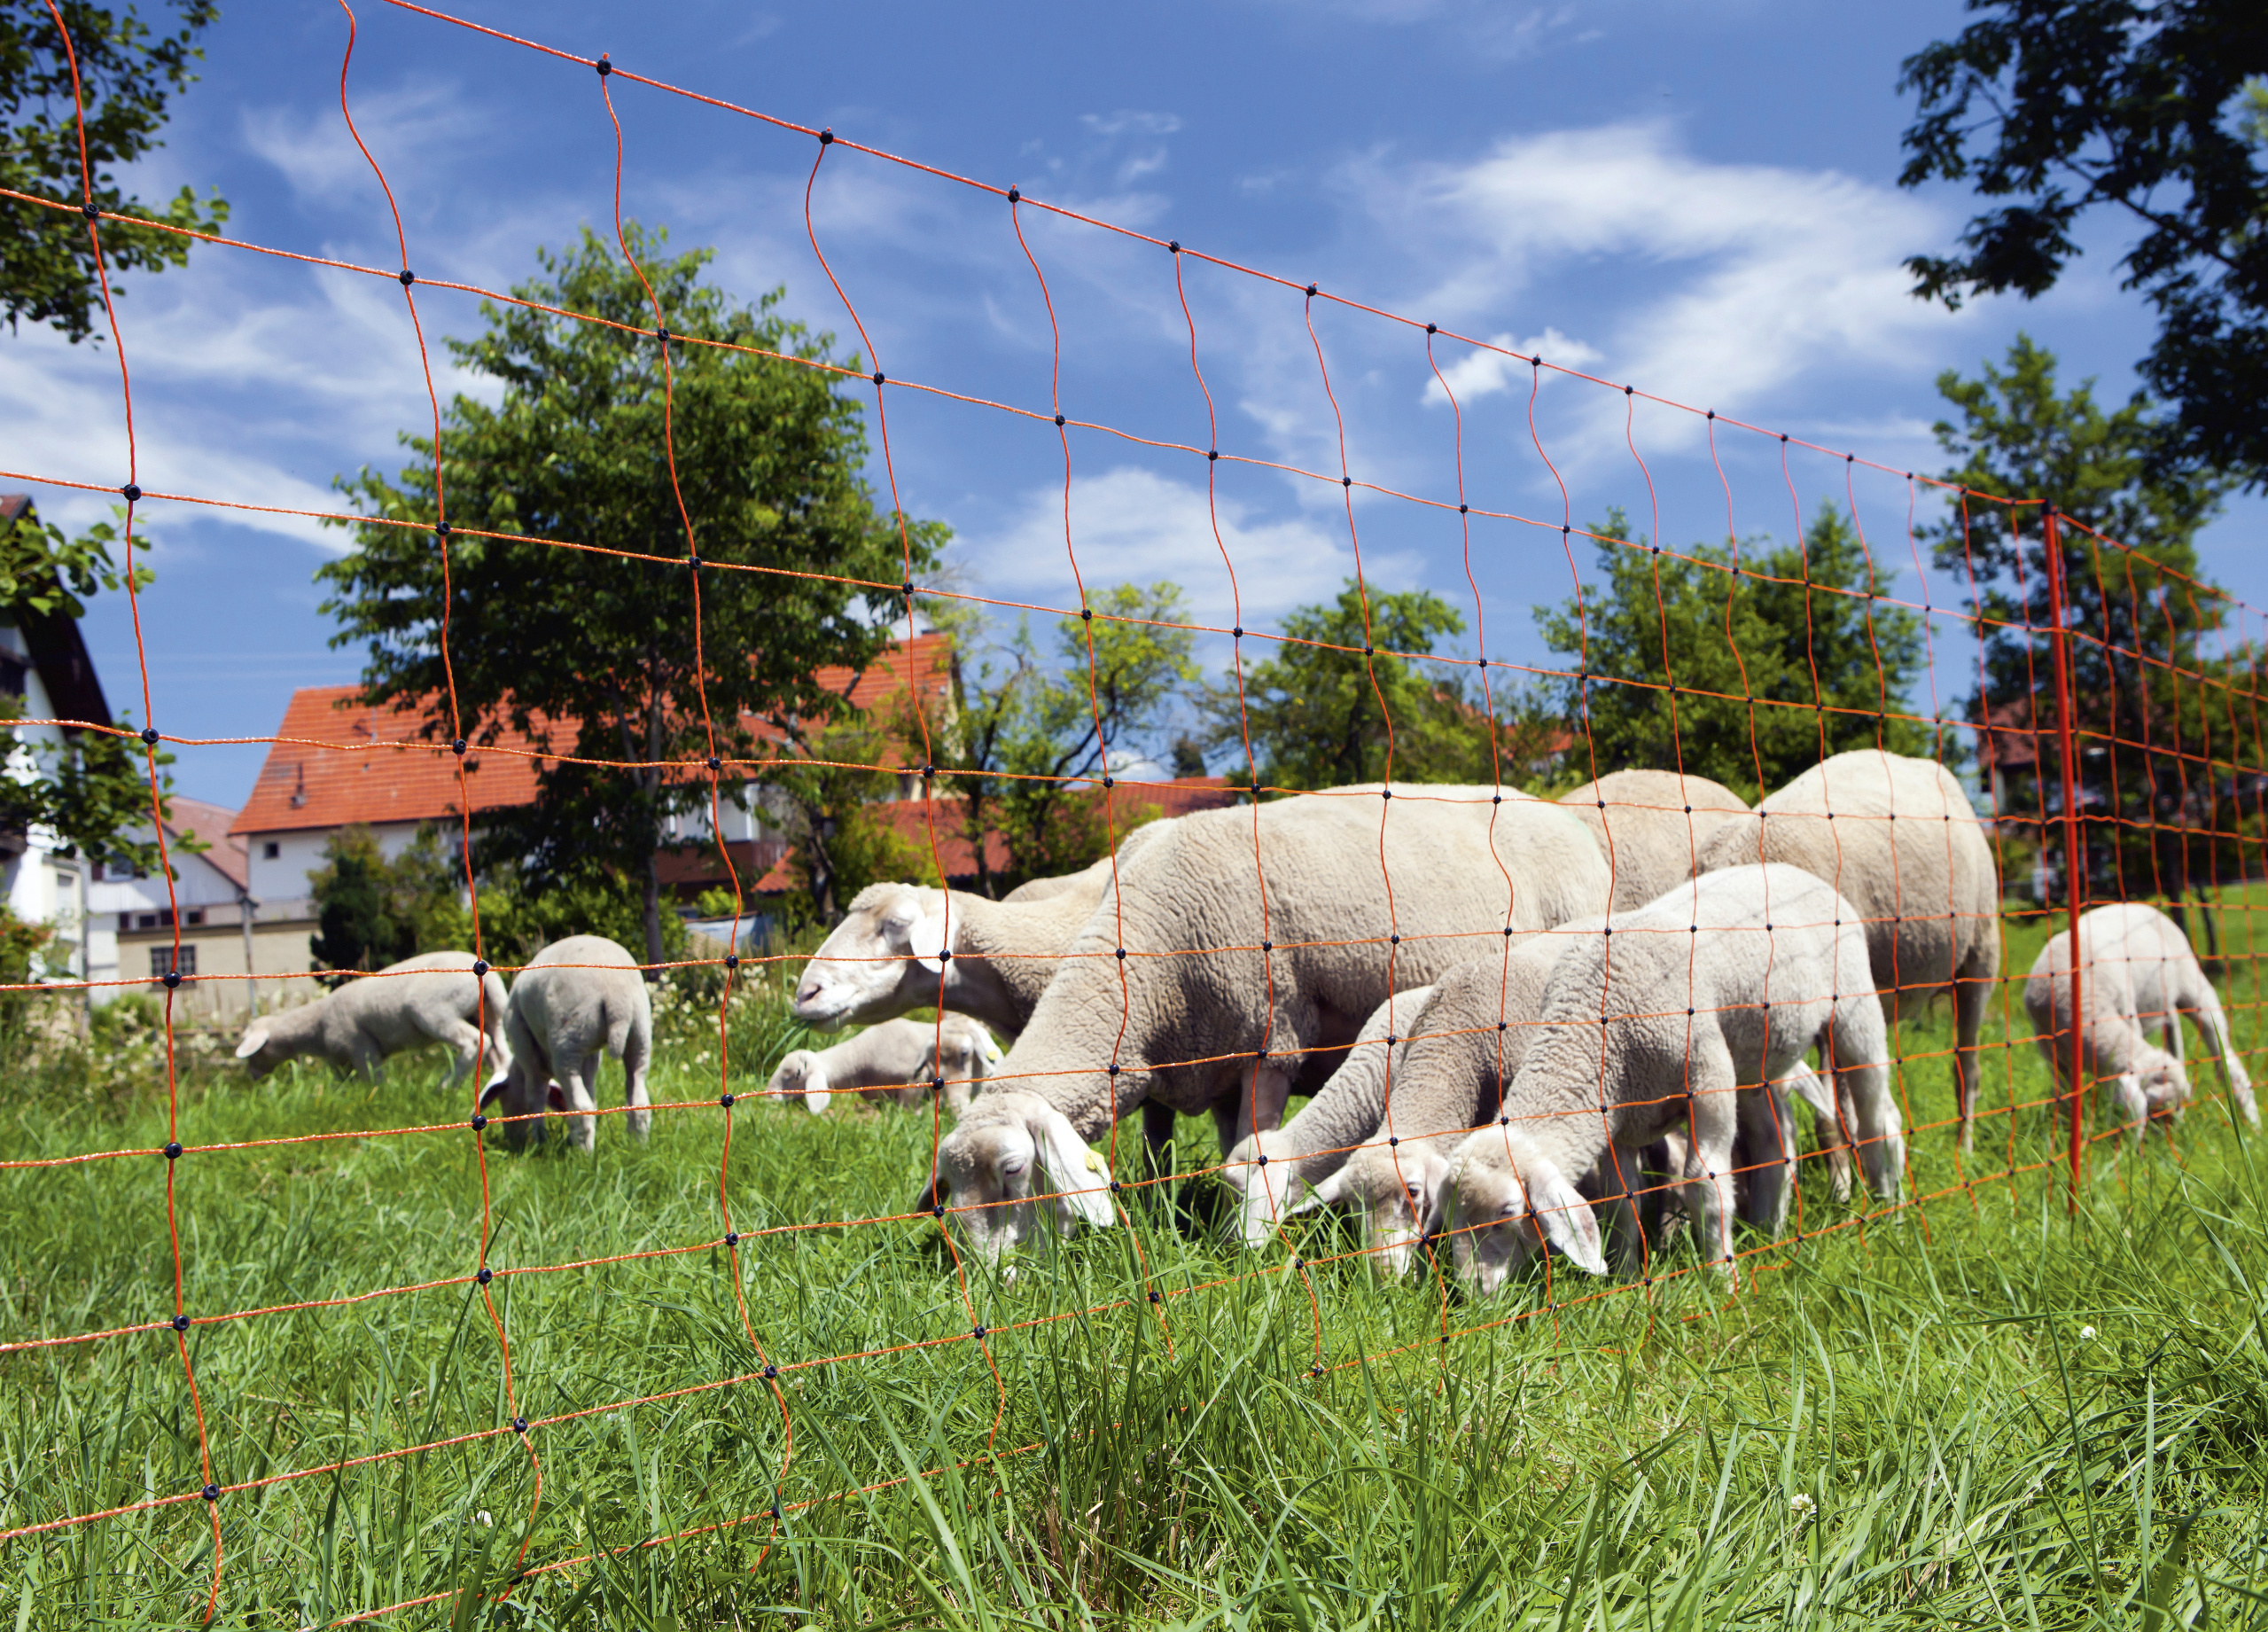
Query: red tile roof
[
  {"left": 165, "top": 796, "right": 249, "bottom": 890},
  {"left": 232, "top": 636, "right": 955, "bottom": 837}
]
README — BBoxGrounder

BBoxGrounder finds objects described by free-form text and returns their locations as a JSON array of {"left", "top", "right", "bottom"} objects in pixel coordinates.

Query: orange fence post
[{"left": 2041, "top": 503, "right": 2088, "bottom": 1209}]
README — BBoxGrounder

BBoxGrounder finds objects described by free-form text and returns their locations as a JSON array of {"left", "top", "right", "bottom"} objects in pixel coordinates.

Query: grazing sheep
[
  {"left": 2023, "top": 901, "right": 2257, "bottom": 1137},
  {"left": 1695, "top": 749, "right": 2000, "bottom": 1150},
  {"left": 1557, "top": 770, "right": 1750, "bottom": 912},
  {"left": 790, "top": 823, "right": 1176, "bottom": 1041},
  {"left": 232, "top": 951, "right": 508, "bottom": 1085},
  {"left": 922, "top": 786, "right": 1616, "bottom": 1261},
  {"left": 1437, "top": 863, "right": 1904, "bottom": 1296},
  {"left": 480, "top": 936, "right": 653, "bottom": 1151},
  {"left": 768, "top": 1015, "right": 1002, "bottom": 1114}
]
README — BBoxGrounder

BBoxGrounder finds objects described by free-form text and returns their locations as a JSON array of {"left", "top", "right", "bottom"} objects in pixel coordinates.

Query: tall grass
[{"left": 4, "top": 924, "right": 2267, "bottom": 1628}]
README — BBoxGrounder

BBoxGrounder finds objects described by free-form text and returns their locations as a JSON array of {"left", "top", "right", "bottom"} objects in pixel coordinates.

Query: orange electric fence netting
[{"left": 4, "top": 1, "right": 2266, "bottom": 1624}]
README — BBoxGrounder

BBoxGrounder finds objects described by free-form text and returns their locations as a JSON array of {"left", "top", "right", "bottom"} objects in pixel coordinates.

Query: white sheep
[
  {"left": 1438, "top": 863, "right": 1904, "bottom": 1296},
  {"left": 479, "top": 935, "right": 653, "bottom": 1151},
  {"left": 1557, "top": 769, "right": 1750, "bottom": 913},
  {"left": 922, "top": 785, "right": 1616, "bottom": 1261},
  {"left": 233, "top": 951, "right": 508, "bottom": 1085},
  {"left": 1001, "top": 855, "right": 1116, "bottom": 905},
  {"left": 767, "top": 1015, "right": 1002, "bottom": 1114},
  {"left": 2023, "top": 901, "right": 2257, "bottom": 1138},
  {"left": 1694, "top": 749, "right": 2001, "bottom": 1150}
]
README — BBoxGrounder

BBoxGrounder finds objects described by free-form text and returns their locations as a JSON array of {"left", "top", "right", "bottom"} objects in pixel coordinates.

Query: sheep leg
[
  {"left": 347, "top": 1034, "right": 387, "bottom": 1089},
  {"left": 557, "top": 1051, "right": 602, "bottom": 1152},
  {"left": 2186, "top": 986, "right": 2257, "bottom": 1125},
  {"left": 1682, "top": 1045, "right": 1741, "bottom": 1280},
  {"left": 1228, "top": 1062, "right": 1293, "bottom": 1152},
  {"left": 622, "top": 1027, "right": 652, "bottom": 1143},
  {"left": 1142, "top": 1101, "right": 1179, "bottom": 1179},
  {"left": 433, "top": 1018, "right": 486, "bottom": 1089},
  {"left": 1952, "top": 967, "right": 1990, "bottom": 1155},
  {"left": 1735, "top": 1080, "right": 1797, "bottom": 1238},
  {"left": 1829, "top": 999, "right": 1905, "bottom": 1201}
]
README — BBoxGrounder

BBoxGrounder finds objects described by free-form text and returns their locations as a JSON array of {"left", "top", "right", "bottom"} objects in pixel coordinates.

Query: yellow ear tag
[{"left": 1084, "top": 1148, "right": 1109, "bottom": 1175}]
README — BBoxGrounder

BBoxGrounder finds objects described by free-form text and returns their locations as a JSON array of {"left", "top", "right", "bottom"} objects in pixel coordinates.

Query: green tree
[
  {"left": 939, "top": 582, "right": 1198, "bottom": 894},
  {"left": 1898, "top": 4, "right": 2268, "bottom": 486},
  {"left": 0, "top": 499, "right": 175, "bottom": 877},
  {"left": 3, "top": 0, "right": 230, "bottom": 342},
  {"left": 1924, "top": 335, "right": 2241, "bottom": 910},
  {"left": 1209, "top": 579, "right": 1530, "bottom": 793},
  {"left": 308, "top": 824, "right": 462, "bottom": 980},
  {"left": 760, "top": 706, "right": 940, "bottom": 920},
  {"left": 323, "top": 224, "right": 944, "bottom": 969},
  {"left": 1537, "top": 504, "right": 1929, "bottom": 800}
]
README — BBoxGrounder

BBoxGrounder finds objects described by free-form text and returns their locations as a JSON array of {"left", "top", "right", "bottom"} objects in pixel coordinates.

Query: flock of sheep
[{"left": 229, "top": 748, "right": 2260, "bottom": 1299}]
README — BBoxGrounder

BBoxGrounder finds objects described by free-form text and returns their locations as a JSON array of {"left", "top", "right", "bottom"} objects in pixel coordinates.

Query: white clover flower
[
  {"left": 475, "top": 1510, "right": 493, "bottom": 1527},
  {"left": 2079, "top": 1324, "right": 2098, "bottom": 1343},
  {"left": 1789, "top": 1494, "right": 1817, "bottom": 1522}
]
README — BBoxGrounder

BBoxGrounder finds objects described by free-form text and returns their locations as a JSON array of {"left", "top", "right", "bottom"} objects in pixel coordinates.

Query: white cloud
[
  {"left": 1082, "top": 111, "right": 1183, "bottom": 137},
  {"left": 963, "top": 465, "right": 1422, "bottom": 635},
  {"left": 241, "top": 82, "right": 494, "bottom": 207},
  {"left": 1422, "top": 327, "right": 1602, "bottom": 404}
]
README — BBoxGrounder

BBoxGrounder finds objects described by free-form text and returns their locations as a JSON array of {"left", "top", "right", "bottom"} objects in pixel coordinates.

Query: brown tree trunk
[{"left": 643, "top": 844, "right": 664, "bottom": 980}]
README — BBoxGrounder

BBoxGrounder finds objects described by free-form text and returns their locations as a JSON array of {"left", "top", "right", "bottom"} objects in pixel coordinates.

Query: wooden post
[{"left": 2041, "top": 504, "right": 2087, "bottom": 1208}]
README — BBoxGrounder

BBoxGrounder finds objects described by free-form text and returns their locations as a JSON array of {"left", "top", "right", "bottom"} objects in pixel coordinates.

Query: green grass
[{"left": 5, "top": 925, "right": 2268, "bottom": 1630}]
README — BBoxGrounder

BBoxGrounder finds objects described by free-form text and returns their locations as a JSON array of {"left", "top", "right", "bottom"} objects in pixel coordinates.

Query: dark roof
[
  {"left": 0, "top": 495, "right": 113, "bottom": 730},
  {"left": 164, "top": 796, "right": 249, "bottom": 891}
]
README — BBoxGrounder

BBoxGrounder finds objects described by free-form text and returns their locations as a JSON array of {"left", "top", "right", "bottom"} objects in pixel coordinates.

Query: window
[
  {"left": 261, "top": 841, "right": 280, "bottom": 860},
  {"left": 185, "top": 910, "right": 204, "bottom": 926},
  {"left": 136, "top": 913, "right": 159, "bottom": 930},
  {"left": 150, "top": 945, "right": 196, "bottom": 980}
]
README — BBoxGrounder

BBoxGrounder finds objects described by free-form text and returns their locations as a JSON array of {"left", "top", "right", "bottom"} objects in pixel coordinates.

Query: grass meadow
[{"left": 5, "top": 895, "right": 2268, "bottom": 1629}]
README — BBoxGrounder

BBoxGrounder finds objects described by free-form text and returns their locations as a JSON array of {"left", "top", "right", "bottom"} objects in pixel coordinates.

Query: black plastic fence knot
[
  {"left": 1102, "top": 776, "right": 1115, "bottom": 789},
  {"left": 471, "top": 1113, "right": 487, "bottom": 1131},
  {"left": 510, "top": 1417, "right": 528, "bottom": 1434},
  {"left": 1167, "top": 238, "right": 1181, "bottom": 253},
  {"left": 1105, "top": 1063, "right": 1120, "bottom": 1076},
  {"left": 1148, "top": 1289, "right": 1162, "bottom": 1304},
  {"left": 1079, "top": 606, "right": 1093, "bottom": 621},
  {"left": 201, "top": 1484, "right": 220, "bottom": 1503},
  {"left": 1054, "top": 412, "right": 1065, "bottom": 426},
  {"left": 1388, "top": 1134, "right": 1399, "bottom": 1146},
  {"left": 1114, "top": 947, "right": 1126, "bottom": 960},
  {"left": 163, "top": 971, "right": 181, "bottom": 989},
  {"left": 1007, "top": 186, "right": 1020, "bottom": 203},
  {"left": 1343, "top": 476, "right": 1353, "bottom": 488},
  {"left": 171, "top": 1314, "right": 190, "bottom": 1331},
  {"left": 1426, "top": 321, "right": 1437, "bottom": 333},
  {"left": 82, "top": 199, "right": 100, "bottom": 221},
  {"left": 684, "top": 553, "right": 700, "bottom": 571},
  {"left": 818, "top": 127, "right": 833, "bottom": 144},
  {"left": 936, "top": 948, "right": 952, "bottom": 964},
  {"left": 140, "top": 726, "right": 160, "bottom": 746},
  {"left": 724, "top": 953, "right": 739, "bottom": 971},
  {"left": 872, "top": 370, "right": 885, "bottom": 387},
  {"left": 931, "top": 1075, "right": 945, "bottom": 1093},
  {"left": 1305, "top": 283, "right": 1318, "bottom": 296},
  {"left": 1207, "top": 449, "right": 1219, "bottom": 461},
  {"left": 397, "top": 268, "right": 416, "bottom": 287},
  {"left": 1231, "top": 625, "right": 1243, "bottom": 637},
  {"left": 1459, "top": 503, "right": 1469, "bottom": 514},
  {"left": 971, "top": 1324, "right": 987, "bottom": 1339},
  {"left": 725, "top": 1231, "right": 740, "bottom": 1246},
  {"left": 706, "top": 755, "right": 721, "bottom": 771},
  {"left": 121, "top": 482, "right": 142, "bottom": 504},
  {"left": 451, "top": 738, "right": 467, "bottom": 756},
  {"left": 931, "top": 1203, "right": 946, "bottom": 1218},
  {"left": 1259, "top": 940, "right": 1272, "bottom": 952},
  {"left": 595, "top": 52, "right": 611, "bottom": 74},
  {"left": 472, "top": 958, "right": 488, "bottom": 976},
  {"left": 720, "top": 1092, "right": 736, "bottom": 1108},
  {"left": 477, "top": 1267, "right": 493, "bottom": 1285},
  {"left": 164, "top": 1142, "right": 183, "bottom": 1162}
]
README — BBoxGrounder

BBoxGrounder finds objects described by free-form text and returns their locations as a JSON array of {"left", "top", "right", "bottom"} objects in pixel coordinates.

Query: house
[
  {"left": 230, "top": 635, "right": 958, "bottom": 961},
  {"left": 85, "top": 797, "right": 266, "bottom": 1021},
  {"left": 0, "top": 493, "right": 119, "bottom": 992}
]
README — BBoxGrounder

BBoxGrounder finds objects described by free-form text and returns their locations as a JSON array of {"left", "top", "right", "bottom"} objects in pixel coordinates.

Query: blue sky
[{"left": 11, "top": 0, "right": 2262, "bottom": 808}]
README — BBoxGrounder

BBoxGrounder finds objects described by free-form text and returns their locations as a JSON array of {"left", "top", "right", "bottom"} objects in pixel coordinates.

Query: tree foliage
[
  {"left": 1215, "top": 579, "right": 1553, "bottom": 793},
  {"left": 0, "top": 500, "right": 173, "bottom": 876},
  {"left": 323, "top": 224, "right": 943, "bottom": 966},
  {"left": 1924, "top": 335, "right": 2244, "bottom": 902},
  {"left": 1898, "top": 2, "right": 2268, "bottom": 486},
  {"left": 1, "top": 0, "right": 230, "bottom": 342},
  {"left": 936, "top": 583, "right": 1198, "bottom": 895},
  {"left": 308, "top": 824, "right": 461, "bottom": 981},
  {"left": 1536, "top": 505, "right": 1930, "bottom": 801}
]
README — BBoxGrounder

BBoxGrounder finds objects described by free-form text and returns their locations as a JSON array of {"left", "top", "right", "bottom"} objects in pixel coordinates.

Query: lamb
[
  {"left": 1694, "top": 748, "right": 2000, "bottom": 1150},
  {"left": 479, "top": 936, "right": 653, "bottom": 1151},
  {"left": 1557, "top": 769, "right": 1750, "bottom": 912},
  {"left": 1002, "top": 855, "right": 1116, "bottom": 905},
  {"left": 921, "top": 785, "right": 1617, "bottom": 1261},
  {"left": 232, "top": 951, "right": 508, "bottom": 1085},
  {"left": 2023, "top": 901, "right": 2257, "bottom": 1137},
  {"left": 767, "top": 1015, "right": 1002, "bottom": 1114},
  {"left": 1436, "top": 863, "right": 1904, "bottom": 1296}
]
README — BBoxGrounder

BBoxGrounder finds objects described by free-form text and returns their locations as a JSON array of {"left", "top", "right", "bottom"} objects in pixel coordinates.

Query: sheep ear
[
  {"left": 1030, "top": 1105, "right": 1115, "bottom": 1229},
  {"left": 804, "top": 1062, "right": 832, "bottom": 1114},
  {"left": 1528, "top": 1162, "right": 1608, "bottom": 1277},
  {"left": 907, "top": 899, "right": 949, "bottom": 976},
  {"left": 479, "top": 1075, "right": 508, "bottom": 1110},
  {"left": 981, "top": 1030, "right": 1004, "bottom": 1065},
  {"left": 914, "top": 1173, "right": 939, "bottom": 1215},
  {"left": 234, "top": 1028, "right": 269, "bottom": 1060}
]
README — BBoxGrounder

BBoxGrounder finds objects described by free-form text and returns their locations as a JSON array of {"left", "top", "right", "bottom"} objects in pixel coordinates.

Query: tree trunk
[{"left": 643, "top": 844, "right": 664, "bottom": 980}]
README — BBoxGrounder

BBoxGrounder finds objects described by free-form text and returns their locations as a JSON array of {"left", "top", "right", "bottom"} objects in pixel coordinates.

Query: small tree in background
[
  {"left": 1537, "top": 504, "right": 1929, "bottom": 801},
  {"left": 1, "top": 0, "right": 230, "bottom": 344},
  {"left": 323, "top": 224, "right": 943, "bottom": 970},
  {"left": 1207, "top": 579, "right": 1524, "bottom": 792},
  {"left": 308, "top": 824, "right": 462, "bottom": 981},
  {"left": 1924, "top": 335, "right": 2241, "bottom": 915}
]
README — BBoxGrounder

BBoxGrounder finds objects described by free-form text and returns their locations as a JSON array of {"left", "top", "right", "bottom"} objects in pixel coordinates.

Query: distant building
[
  {"left": 85, "top": 797, "right": 266, "bottom": 1021},
  {"left": 0, "top": 493, "right": 120, "bottom": 993},
  {"left": 230, "top": 636, "right": 959, "bottom": 962}
]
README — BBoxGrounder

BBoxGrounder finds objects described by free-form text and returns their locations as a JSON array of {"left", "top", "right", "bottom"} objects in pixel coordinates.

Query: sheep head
[
  {"left": 919, "top": 1089, "right": 1114, "bottom": 1261},
  {"left": 233, "top": 1026, "right": 283, "bottom": 1079},
  {"left": 1438, "top": 1128, "right": 1606, "bottom": 1297},
  {"left": 791, "top": 884, "right": 949, "bottom": 1028},
  {"left": 1220, "top": 1129, "right": 1304, "bottom": 1247},
  {"left": 2131, "top": 1044, "right": 2192, "bottom": 1115},
  {"left": 1326, "top": 1143, "right": 1455, "bottom": 1281},
  {"left": 767, "top": 1050, "right": 830, "bottom": 1113}
]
